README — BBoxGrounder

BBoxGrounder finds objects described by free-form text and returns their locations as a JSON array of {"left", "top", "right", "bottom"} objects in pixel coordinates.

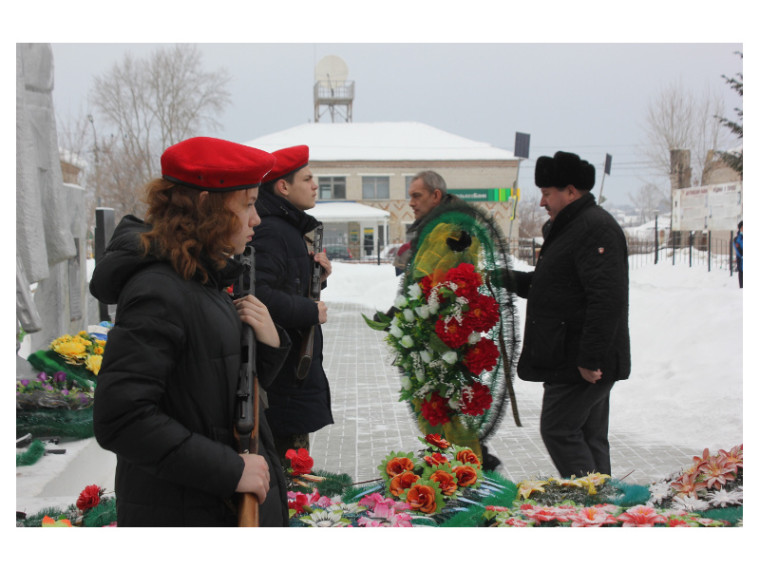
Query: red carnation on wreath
[
  {"left": 285, "top": 448, "right": 314, "bottom": 476},
  {"left": 445, "top": 263, "right": 482, "bottom": 297},
  {"left": 435, "top": 316, "right": 471, "bottom": 348},
  {"left": 76, "top": 484, "right": 103, "bottom": 511},
  {"left": 421, "top": 392, "right": 452, "bottom": 426},
  {"left": 463, "top": 337, "right": 500, "bottom": 376},
  {"left": 460, "top": 381, "right": 493, "bottom": 417},
  {"left": 464, "top": 293, "right": 500, "bottom": 333}
]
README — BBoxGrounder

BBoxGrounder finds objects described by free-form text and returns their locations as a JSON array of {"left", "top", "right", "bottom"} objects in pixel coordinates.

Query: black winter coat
[
  {"left": 509, "top": 193, "right": 630, "bottom": 384},
  {"left": 90, "top": 215, "right": 291, "bottom": 526},
  {"left": 251, "top": 191, "right": 334, "bottom": 435}
]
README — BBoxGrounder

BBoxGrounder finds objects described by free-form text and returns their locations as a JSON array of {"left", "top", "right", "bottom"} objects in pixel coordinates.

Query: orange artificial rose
[
  {"left": 423, "top": 452, "right": 450, "bottom": 467},
  {"left": 389, "top": 471, "right": 421, "bottom": 497},
  {"left": 429, "top": 470, "right": 458, "bottom": 496},
  {"left": 405, "top": 484, "right": 438, "bottom": 514},
  {"left": 453, "top": 465, "right": 479, "bottom": 487},
  {"left": 386, "top": 456, "right": 416, "bottom": 478},
  {"left": 456, "top": 449, "right": 481, "bottom": 467}
]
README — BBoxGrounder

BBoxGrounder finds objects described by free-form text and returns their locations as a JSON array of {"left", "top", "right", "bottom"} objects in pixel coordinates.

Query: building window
[
  {"left": 405, "top": 175, "right": 415, "bottom": 197},
  {"left": 362, "top": 176, "right": 390, "bottom": 200},
  {"left": 318, "top": 176, "right": 346, "bottom": 200}
]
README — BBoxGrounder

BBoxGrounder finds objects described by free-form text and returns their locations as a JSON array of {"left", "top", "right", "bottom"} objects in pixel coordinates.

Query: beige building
[{"left": 245, "top": 122, "right": 522, "bottom": 259}]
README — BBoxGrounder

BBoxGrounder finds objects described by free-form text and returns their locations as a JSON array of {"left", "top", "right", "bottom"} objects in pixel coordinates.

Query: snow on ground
[{"left": 323, "top": 257, "right": 745, "bottom": 453}]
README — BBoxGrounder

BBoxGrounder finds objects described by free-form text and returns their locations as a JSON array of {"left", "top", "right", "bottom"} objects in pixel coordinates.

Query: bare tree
[
  {"left": 628, "top": 182, "right": 669, "bottom": 224},
  {"left": 88, "top": 44, "right": 232, "bottom": 219},
  {"left": 640, "top": 80, "right": 728, "bottom": 187}
]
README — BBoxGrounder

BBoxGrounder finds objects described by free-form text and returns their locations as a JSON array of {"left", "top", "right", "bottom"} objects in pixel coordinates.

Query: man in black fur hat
[{"left": 504, "top": 151, "right": 630, "bottom": 479}]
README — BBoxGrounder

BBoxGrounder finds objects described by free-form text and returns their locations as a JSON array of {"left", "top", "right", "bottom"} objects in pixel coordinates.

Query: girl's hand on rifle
[
  {"left": 235, "top": 453, "right": 270, "bottom": 503},
  {"left": 316, "top": 300, "right": 328, "bottom": 324},
  {"left": 313, "top": 250, "right": 332, "bottom": 282},
  {"left": 233, "top": 295, "right": 280, "bottom": 348}
]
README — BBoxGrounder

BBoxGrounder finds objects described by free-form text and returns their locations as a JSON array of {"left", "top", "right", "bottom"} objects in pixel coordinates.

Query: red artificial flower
[
  {"left": 288, "top": 493, "right": 310, "bottom": 515},
  {"left": 285, "top": 448, "right": 314, "bottom": 476},
  {"left": 444, "top": 263, "right": 482, "bottom": 297},
  {"left": 421, "top": 392, "right": 451, "bottom": 426},
  {"left": 76, "top": 484, "right": 102, "bottom": 511},
  {"left": 465, "top": 294, "right": 500, "bottom": 333},
  {"left": 460, "top": 381, "right": 493, "bottom": 416},
  {"left": 423, "top": 452, "right": 450, "bottom": 467},
  {"left": 435, "top": 316, "right": 471, "bottom": 348},
  {"left": 424, "top": 433, "right": 450, "bottom": 449},
  {"left": 463, "top": 338, "right": 499, "bottom": 376}
]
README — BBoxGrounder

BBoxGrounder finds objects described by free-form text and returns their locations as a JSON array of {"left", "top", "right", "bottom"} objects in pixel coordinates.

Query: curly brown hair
[{"left": 139, "top": 178, "right": 240, "bottom": 282}]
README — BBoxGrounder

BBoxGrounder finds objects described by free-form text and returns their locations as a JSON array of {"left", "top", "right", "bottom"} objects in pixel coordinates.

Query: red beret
[
  {"left": 161, "top": 137, "right": 275, "bottom": 191},
  {"left": 261, "top": 145, "right": 309, "bottom": 183}
]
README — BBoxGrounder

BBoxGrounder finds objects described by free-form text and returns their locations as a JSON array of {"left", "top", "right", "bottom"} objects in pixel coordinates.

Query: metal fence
[{"left": 515, "top": 230, "right": 738, "bottom": 275}]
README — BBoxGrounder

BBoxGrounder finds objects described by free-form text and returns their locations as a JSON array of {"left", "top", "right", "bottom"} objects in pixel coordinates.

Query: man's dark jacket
[
  {"left": 509, "top": 193, "right": 630, "bottom": 384},
  {"left": 90, "top": 215, "right": 291, "bottom": 526},
  {"left": 251, "top": 190, "right": 334, "bottom": 436}
]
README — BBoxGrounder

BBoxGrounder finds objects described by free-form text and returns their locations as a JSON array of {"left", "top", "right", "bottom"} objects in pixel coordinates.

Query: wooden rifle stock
[
  {"left": 233, "top": 244, "right": 260, "bottom": 527},
  {"left": 296, "top": 224, "right": 324, "bottom": 380}
]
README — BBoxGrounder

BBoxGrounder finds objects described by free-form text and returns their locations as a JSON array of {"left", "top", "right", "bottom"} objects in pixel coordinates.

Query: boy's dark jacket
[{"left": 251, "top": 190, "right": 334, "bottom": 436}]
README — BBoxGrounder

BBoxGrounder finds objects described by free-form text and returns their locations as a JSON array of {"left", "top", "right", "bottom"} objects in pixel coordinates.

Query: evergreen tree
[{"left": 716, "top": 52, "right": 743, "bottom": 176}]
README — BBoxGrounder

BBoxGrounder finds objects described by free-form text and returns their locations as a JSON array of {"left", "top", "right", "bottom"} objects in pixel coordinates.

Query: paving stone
[{"left": 310, "top": 302, "right": 696, "bottom": 487}]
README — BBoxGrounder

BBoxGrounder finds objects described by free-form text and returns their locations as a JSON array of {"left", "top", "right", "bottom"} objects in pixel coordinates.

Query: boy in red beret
[
  {"left": 90, "top": 137, "right": 292, "bottom": 526},
  {"left": 250, "top": 145, "right": 335, "bottom": 465}
]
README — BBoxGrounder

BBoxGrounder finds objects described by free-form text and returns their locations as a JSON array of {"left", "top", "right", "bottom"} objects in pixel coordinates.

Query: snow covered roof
[
  {"left": 310, "top": 201, "right": 390, "bottom": 223},
  {"left": 244, "top": 122, "right": 515, "bottom": 162}
]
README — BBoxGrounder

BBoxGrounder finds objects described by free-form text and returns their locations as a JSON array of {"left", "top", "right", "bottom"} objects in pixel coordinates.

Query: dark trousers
[{"left": 540, "top": 380, "right": 615, "bottom": 478}]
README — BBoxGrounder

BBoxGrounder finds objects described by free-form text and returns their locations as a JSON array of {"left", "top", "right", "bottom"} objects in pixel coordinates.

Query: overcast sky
[
  {"left": 49, "top": 41, "right": 742, "bottom": 208},
  {"left": 15, "top": 0, "right": 742, "bottom": 210}
]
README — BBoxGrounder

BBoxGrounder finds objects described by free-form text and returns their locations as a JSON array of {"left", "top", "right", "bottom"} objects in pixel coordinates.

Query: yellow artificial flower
[
  {"left": 517, "top": 479, "right": 548, "bottom": 500},
  {"left": 54, "top": 341, "right": 87, "bottom": 359},
  {"left": 85, "top": 354, "right": 103, "bottom": 375}
]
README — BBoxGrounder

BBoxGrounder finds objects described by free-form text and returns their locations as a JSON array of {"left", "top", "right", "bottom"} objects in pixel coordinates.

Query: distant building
[{"left": 245, "top": 122, "right": 522, "bottom": 259}]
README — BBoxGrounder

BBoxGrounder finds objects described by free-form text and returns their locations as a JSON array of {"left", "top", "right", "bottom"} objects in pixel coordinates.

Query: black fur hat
[{"left": 534, "top": 151, "right": 595, "bottom": 191}]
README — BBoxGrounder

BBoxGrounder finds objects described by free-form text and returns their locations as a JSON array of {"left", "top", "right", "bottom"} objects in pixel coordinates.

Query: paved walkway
[{"left": 311, "top": 302, "right": 696, "bottom": 486}]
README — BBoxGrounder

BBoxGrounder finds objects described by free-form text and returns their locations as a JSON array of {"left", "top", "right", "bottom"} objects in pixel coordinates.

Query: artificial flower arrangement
[
  {"left": 481, "top": 444, "right": 743, "bottom": 527},
  {"left": 27, "top": 327, "right": 110, "bottom": 390},
  {"left": 50, "top": 330, "right": 106, "bottom": 377},
  {"left": 366, "top": 263, "right": 500, "bottom": 433},
  {"left": 287, "top": 434, "right": 511, "bottom": 527},
  {"left": 19, "top": 484, "right": 116, "bottom": 527},
  {"left": 378, "top": 433, "right": 484, "bottom": 515},
  {"left": 16, "top": 371, "right": 94, "bottom": 411}
]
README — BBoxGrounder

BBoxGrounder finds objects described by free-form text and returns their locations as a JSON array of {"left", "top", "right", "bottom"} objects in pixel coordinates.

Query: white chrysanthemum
[
  {"left": 395, "top": 295, "right": 408, "bottom": 308},
  {"left": 403, "top": 308, "right": 414, "bottom": 322},
  {"left": 647, "top": 481, "right": 672, "bottom": 505},
  {"left": 407, "top": 283, "right": 422, "bottom": 299},
  {"left": 706, "top": 487, "right": 743, "bottom": 508},
  {"left": 400, "top": 335, "right": 414, "bottom": 348},
  {"left": 389, "top": 323, "right": 403, "bottom": 338},
  {"left": 301, "top": 509, "right": 350, "bottom": 527},
  {"left": 400, "top": 375, "right": 412, "bottom": 390},
  {"left": 672, "top": 494, "right": 710, "bottom": 512},
  {"left": 419, "top": 350, "right": 432, "bottom": 364}
]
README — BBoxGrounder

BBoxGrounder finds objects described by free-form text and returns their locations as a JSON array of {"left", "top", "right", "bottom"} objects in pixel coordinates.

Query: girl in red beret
[{"left": 90, "top": 137, "right": 291, "bottom": 526}]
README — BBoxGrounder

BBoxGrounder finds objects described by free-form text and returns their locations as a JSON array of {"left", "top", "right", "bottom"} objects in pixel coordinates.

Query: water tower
[{"left": 313, "top": 55, "right": 354, "bottom": 123}]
